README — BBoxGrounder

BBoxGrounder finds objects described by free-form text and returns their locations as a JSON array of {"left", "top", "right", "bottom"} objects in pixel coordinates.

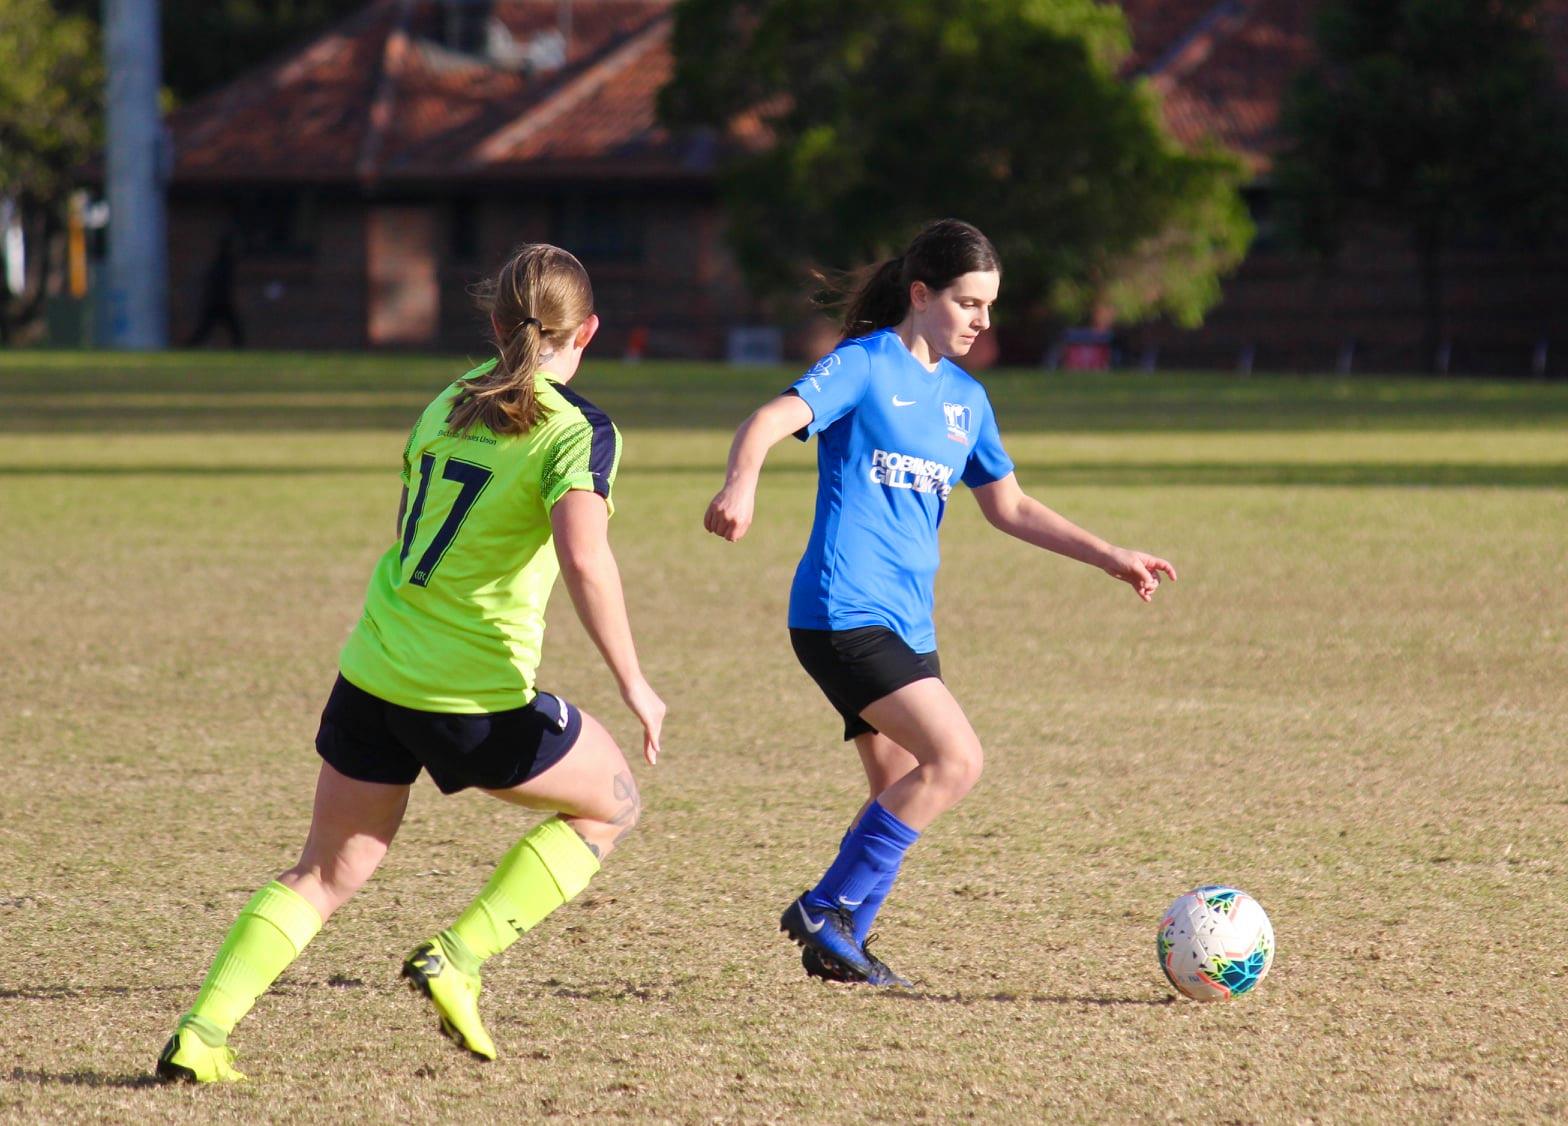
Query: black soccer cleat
[
  {"left": 801, "top": 944, "right": 859, "bottom": 983},
  {"left": 860, "top": 933, "right": 913, "bottom": 989},
  {"left": 802, "top": 933, "right": 913, "bottom": 988},
  {"left": 780, "top": 894, "right": 874, "bottom": 980}
]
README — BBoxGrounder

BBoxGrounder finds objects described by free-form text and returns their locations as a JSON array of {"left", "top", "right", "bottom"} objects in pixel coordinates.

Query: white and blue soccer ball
[{"left": 1157, "top": 885, "right": 1274, "bottom": 1001}]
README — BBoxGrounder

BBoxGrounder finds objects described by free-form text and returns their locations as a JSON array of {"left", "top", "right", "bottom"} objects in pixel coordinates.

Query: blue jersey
[{"left": 786, "top": 329, "right": 1015, "bottom": 651}]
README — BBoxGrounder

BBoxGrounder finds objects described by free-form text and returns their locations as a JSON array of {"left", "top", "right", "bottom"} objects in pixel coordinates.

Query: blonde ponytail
[{"left": 448, "top": 246, "right": 595, "bottom": 436}]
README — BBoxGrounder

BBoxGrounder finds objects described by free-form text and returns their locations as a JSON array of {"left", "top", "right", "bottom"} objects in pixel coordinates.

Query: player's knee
[{"left": 934, "top": 741, "right": 984, "bottom": 798}]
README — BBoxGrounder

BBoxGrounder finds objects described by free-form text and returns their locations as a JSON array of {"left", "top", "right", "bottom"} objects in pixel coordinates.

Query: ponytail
[
  {"left": 447, "top": 246, "right": 594, "bottom": 436},
  {"left": 837, "top": 255, "right": 909, "bottom": 338},
  {"left": 447, "top": 318, "right": 548, "bottom": 435},
  {"left": 822, "top": 219, "right": 1001, "bottom": 340}
]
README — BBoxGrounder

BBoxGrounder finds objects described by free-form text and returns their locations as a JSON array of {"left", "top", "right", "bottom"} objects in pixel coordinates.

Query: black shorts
[
  {"left": 790, "top": 626, "right": 942, "bottom": 741},
  {"left": 314, "top": 675, "right": 583, "bottom": 794}
]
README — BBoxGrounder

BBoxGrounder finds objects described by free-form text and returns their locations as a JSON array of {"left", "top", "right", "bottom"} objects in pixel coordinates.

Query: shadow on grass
[
  {"left": 1010, "top": 462, "right": 1568, "bottom": 488},
  {"left": 6, "top": 1067, "right": 163, "bottom": 1090},
  {"left": 0, "top": 465, "right": 382, "bottom": 478},
  {"left": 0, "top": 984, "right": 191, "bottom": 1000},
  {"left": 7, "top": 404, "right": 1568, "bottom": 435},
  {"left": 4, "top": 360, "right": 1568, "bottom": 434},
  {"left": 0, "top": 980, "right": 371, "bottom": 1002},
  {"left": 627, "top": 461, "right": 1568, "bottom": 488},
  {"left": 891, "top": 991, "right": 1176, "bottom": 1007},
  {"left": 543, "top": 977, "right": 698, "bottom": 1003},
  {"left": 1, "top": 462, "right": 1564, "bottom": 487}
]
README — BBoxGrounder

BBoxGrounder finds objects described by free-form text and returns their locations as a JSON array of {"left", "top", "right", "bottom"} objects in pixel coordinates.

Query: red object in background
[
  {"left": 1061, "top": 327, "right": 1112, "bottom": 370},
  {"left": 958, "top": 328, "right": 999, "bottom": 371},
  {"left": 624, "top": 325, "right": 648, "bottom": 361}
]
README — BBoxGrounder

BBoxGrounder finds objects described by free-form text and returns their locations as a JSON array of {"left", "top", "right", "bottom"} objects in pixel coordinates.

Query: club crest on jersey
[
  {"left": 942, "top": 402, "right": 972, "bottom": 444},
  {"left": 805, "top": 352, "right": 842, "bottom": 393}
]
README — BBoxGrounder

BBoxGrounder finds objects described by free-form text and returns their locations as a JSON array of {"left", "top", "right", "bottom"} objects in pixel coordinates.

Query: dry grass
[{"left": 1, "top": 355, "right": 1564, "bottom": 1122}]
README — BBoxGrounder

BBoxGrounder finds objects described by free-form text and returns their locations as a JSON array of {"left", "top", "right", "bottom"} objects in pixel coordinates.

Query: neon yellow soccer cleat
[
  {"left": 155, "top": 1029, "right": 247, "bottom": 1083},
  {"left": 402, "top": 938, "right": 497, "bottom": 1061}
]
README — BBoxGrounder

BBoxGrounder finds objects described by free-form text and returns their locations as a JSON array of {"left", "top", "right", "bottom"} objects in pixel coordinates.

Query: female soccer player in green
[{"left": 156, "top": 244, "right": 665, "bottom": 1081}]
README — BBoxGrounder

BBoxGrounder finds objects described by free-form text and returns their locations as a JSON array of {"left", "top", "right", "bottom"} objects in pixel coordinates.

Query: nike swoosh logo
[
  {"left": 799, "top": 904, "right": 826, "bottom": 933},
  {"left": 892, "top": 396, "right": 916, "bottom": 407}
]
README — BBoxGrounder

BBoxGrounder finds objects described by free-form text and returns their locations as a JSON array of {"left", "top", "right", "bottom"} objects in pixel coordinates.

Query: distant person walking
[
  {"left": 157, "top": 244, "right": 664, "bottom": 1082},
  {"left": 185, "top": 232, "right": 245, "bottom": 348},
  {"left": 704, "top": 219, "right": 1175, "bottom": 986}
]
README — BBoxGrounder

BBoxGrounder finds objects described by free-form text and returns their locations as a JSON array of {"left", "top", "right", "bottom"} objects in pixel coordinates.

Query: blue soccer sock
[
  {"left": 830, "top": 816, "right": 905, "bottom": 944},
  {"left": 804, "top": 801, "right": 920, "bottom": 919},
  {"left": 851, "top": 863, "right": 902, "bottom": 945}
]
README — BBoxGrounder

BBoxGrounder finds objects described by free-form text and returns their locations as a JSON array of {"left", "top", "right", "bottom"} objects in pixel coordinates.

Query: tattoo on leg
[
  {"left": 607, "top": 770, "right": 640, "bottom": 847},
  {"left": 570, "top": 822, "right": 604, "bottom": 860}
]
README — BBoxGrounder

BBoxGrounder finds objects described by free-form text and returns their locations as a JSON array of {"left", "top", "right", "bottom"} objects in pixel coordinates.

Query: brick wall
[
  {"left": 169, "top": 189, "right": 754, "bottom": 357},
  {"left": 170, "top": 193, "right": 369, "bottom": 350},
  {"left": 1131, "top": 236, "right": 1568, "bottom": 376}
]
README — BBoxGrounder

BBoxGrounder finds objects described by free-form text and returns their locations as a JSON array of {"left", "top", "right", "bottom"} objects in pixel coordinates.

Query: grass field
[{"left": 1, "top": 352, "right": 1565, "bottom": 1123}]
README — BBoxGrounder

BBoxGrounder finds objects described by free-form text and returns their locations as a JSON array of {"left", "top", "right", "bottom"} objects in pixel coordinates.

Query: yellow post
[{"left": 68, "top": 192, "right": 88, "bottom": 299}]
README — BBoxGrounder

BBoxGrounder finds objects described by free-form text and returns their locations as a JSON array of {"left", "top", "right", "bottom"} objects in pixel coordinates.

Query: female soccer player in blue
[
  {"left": 156, "top": 244, "right": 665, "bottom": 1081},
  {"left": 704, "top": 219, "right": 1176, "bottom": 986}
]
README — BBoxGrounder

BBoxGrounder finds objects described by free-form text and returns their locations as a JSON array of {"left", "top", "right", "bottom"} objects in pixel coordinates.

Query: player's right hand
[
  {"left": 704, "top": 485, "right": 754, "bottom": 542},
  {"left": 1104, "top": 547, "right": 1178, "bottom": 602},
  {"left": 622, "top": 677, "right": 665, "bottom": 765}
]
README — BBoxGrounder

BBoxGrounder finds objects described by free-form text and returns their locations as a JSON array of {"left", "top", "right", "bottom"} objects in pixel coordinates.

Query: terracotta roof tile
[
  {"left": 1131, "top": 0, "right": 1568, "bottom": 172},
  {"left": 472, "top": 21, "right": 669, "bottom": 164},
  {"left": 169, "top": 1, "right": 403, "bottom": 184},
  {"left": 168, "top": 0, "right": 1568, "bottom": 186},
  {"left": 170, "top": 0, "right": 687, "bottom": 186},
  {"left": 1119, "top": 0, "right": 1236, "bottom": 72},
  {"left": 1131, "top": 0, "right": 1317, "bottom": 172}
]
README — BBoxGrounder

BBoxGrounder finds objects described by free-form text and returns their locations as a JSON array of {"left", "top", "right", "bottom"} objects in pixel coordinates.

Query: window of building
[
  {"left": 450, "top": 198, "right": 481, "bottom": 261},
  {"left": 234, "top": 190, "right": 316, "bottom": 258},
  {"left": 550, "top": 194, "right": 645, "bottom": 264},
  {"left": 1243, "top": 187, "right": 1278, "bottom": 251}
]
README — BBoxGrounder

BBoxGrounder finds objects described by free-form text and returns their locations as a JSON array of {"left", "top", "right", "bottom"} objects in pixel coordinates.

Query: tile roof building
[
  {"left": 166, "top": 0, "right": 1568, "bottom": 372},
  {"left": 168, "top": 0, "right": 744, "bottom": 355}
]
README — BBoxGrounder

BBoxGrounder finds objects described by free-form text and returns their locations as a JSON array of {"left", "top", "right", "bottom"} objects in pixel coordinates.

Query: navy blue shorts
[
  {"left": 314, "top": 675, "right": 583, "bottom": 794},
  {"left": 790, "top": 626, "right": 942, "bottom": 742}
]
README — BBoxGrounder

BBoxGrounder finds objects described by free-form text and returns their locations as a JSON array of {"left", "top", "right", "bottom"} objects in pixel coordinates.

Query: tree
[
  {"left": 659, "top": 0, "right": 1253, "bottom": 330},
  {"left": 0, "top": 0, "right": 101, "bottom": 342},
  {"left": 0, "top": 0, "right": 362, "bottom": 342},
  {"left": 55, "top": 0, "right": 365, "bottom": 105},
  {"left": 1276, "top": 0, "right": 1568, "bottom": 370}
]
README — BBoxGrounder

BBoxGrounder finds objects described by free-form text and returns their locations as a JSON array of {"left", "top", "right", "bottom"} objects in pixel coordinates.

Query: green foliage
[
  {"left": 1276, "top": 0, "right": 1568, "bottom": 356},
  {"left": 660, "top": 0, "right": 1253, "bottom": 326},
  {"left": 0, "top": 0, "right": 101, "bottom": 201},
  {"left": 55, "top": 0, "right": 363, "bottom": 104},
  {"left": 159, "top": 0, "right": 365, "bottom": 103},
  {"left": 1280, "top": 0, "right": 1568, "bottom": 250}
]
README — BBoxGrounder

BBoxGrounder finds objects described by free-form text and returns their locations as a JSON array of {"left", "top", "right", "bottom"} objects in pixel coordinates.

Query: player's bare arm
[
  {"left": 971, "top": 473, "right": 1177, "bottom": 601},
  {"left": 552, "top": 490, "right": 665, "bottom": 763},
  {"left": 705, "top": 392, "right": 815, "bottom": 542}
]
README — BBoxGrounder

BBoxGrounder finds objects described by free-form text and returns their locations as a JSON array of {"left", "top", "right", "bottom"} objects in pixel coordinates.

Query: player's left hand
[{"left": 1105, "top": 548, "right": 1177, "bottom": 602}]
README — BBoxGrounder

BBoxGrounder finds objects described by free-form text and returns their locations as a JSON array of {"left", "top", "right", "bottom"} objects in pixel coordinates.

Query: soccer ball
[{"left": 1157, "top": 885, "right": 1274, "bottom": 1001}]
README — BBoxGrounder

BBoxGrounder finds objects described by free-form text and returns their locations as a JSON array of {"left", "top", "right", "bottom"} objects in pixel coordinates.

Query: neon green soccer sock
[
  {"left": 178, "top": 881, "right": 323, "bottom": 1045},
  {"left": 440, "top": 817, "right": 600, "bottom": 971}
]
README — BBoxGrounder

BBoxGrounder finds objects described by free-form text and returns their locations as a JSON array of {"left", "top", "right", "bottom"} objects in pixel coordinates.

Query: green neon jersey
[{"left": 339, "top": 363, "right": 621, "bottom": 712}]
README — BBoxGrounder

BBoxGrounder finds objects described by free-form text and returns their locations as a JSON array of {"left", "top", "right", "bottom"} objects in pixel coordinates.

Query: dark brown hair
[
  {"left": 448, "top": 244, "right": 595, "bottom": 435},
  {"left": 832, "top": 219, "right": 1001, "bottom": 338}
]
